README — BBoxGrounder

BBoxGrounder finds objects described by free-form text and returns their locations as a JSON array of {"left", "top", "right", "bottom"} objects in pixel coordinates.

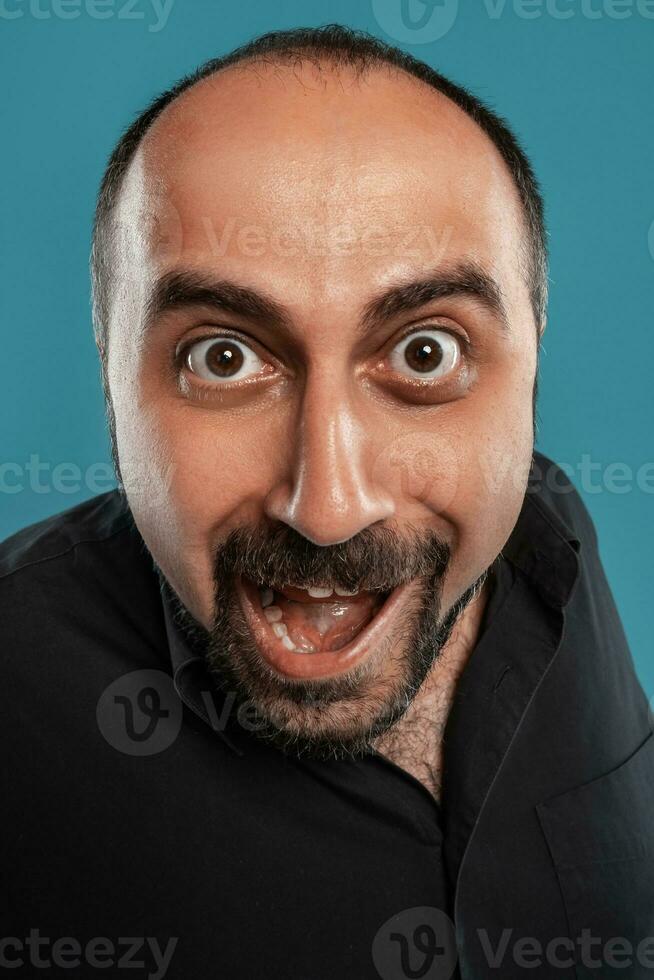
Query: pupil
[
  {"left": 405, "top": 336, "right": 443, "bottom": 373},
  {"left": 205, "top": 341, "right": 243, "bottom": 377}
]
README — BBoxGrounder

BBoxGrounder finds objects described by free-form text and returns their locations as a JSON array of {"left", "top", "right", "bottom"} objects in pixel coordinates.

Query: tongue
[{"left": 274, "top": 595, "right": 379, "bottom": 653}]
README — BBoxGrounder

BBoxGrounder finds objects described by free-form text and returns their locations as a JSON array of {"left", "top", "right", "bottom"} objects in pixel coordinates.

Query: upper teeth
[
  {"left": 305, "top": 585, "right": 360, "bottom": 598},
  {"left": 258, "top": 584, "right": 360, "bottom": 601}
]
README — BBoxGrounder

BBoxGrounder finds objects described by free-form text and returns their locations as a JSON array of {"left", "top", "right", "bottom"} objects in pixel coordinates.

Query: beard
[{"left": 161, "top": 521, "right": 487, "bottom": 761}]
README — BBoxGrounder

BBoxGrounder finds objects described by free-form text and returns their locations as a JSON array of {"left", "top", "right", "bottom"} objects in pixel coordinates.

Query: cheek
[
  {"left": 429, "top": 360, "right": 536, "bottom": 605},
  {"left": 456, "top": 420, "right": 533, "bottom": 573},
  {"left": 114, "top": 394, "right": 289, "bottom": 617}
]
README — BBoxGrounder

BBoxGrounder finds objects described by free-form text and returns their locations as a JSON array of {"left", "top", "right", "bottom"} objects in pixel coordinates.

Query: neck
[{"left": 372, "top": 576, "right": 491, "bottom": 802}]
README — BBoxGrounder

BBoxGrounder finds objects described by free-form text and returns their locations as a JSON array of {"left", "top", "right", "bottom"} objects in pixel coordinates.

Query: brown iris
[
  {"left": 204, "top": 341, "right": 244, "bottom": 378},
  {"left": 404, "top": 335, "right": 444, "bottom": 373}
]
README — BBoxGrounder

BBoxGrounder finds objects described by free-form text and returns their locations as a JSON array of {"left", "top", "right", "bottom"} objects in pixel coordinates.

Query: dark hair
[{"left": 90, "top": 23, "right": 547, "bottom": 352}]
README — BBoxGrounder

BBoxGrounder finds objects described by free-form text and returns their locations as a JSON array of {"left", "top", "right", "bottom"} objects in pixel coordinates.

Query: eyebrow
[
  {"left": 144, "top": 259, "right": 508, "bottom": 337},
  {"left": 361, "top": 260, "right": 508, "bottom": 334}
]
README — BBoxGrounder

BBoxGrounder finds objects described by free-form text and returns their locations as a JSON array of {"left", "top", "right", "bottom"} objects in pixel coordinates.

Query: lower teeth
[
  {"left": 258, "top": 587, "right": 378, "bottom": 655},
  {"left": 264, "top": 611, "right": 317, "bottom": 654}
]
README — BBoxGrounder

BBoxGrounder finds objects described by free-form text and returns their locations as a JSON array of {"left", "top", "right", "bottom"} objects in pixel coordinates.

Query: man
[{"left": 1, "top": 23, "right": 652, "bottom": 980}]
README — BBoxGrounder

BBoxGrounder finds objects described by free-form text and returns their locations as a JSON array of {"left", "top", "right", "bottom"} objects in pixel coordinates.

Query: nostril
[{"left": 262, "top": 465, "right": 395, "bottom": 546}]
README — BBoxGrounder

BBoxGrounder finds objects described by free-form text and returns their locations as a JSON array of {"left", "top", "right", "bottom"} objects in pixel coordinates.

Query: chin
[{"left": 204, "top": 571, "right": 470, "bottom": 759}]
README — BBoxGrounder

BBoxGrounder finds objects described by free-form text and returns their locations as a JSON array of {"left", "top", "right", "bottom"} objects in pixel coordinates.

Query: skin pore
[{"left": 104, "top": 60, "right": 539, "bottom": 799}]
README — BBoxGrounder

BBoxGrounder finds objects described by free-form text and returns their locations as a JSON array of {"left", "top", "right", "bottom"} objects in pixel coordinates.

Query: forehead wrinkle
[{"left": 112, "top": 60, "right": 532, "bottom": 342}]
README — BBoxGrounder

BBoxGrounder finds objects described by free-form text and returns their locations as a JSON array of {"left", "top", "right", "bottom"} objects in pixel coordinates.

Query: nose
[{"left": 263, "top": 372, "right": 395, "bottom": 546}]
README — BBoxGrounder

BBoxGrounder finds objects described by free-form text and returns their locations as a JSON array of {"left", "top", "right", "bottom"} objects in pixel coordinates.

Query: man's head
[{"left": 90, "top": 25, "right": 546, "bottom": 755}]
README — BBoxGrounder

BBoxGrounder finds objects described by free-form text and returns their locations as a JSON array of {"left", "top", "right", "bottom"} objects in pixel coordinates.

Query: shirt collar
[
  {"left": 502, "top": 471, "right": 581, "bottom": 610},
  {"left": 161, "top": 591, "right": 203, "bottom": 679},
  {"left": 161, "top": 589, "right": 244, "bottom": 755}
]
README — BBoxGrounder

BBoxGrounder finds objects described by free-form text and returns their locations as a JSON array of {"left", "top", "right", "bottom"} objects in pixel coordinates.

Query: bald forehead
[
  {"left": 135, "top": 59, "right": 521, "bottom": 218},
  {"left": 146, "top": 58, "right": 477, "bottom": 145}
]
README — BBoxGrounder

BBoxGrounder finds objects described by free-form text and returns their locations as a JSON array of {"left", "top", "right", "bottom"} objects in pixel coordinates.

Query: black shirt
[{"left": 1, "top": 452, "right": 652, "bottom": 979}]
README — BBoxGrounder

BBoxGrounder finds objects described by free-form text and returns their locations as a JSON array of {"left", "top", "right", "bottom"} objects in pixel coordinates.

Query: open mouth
[{"left": 237, "top": 576, "right": 413, "bottom": 680}]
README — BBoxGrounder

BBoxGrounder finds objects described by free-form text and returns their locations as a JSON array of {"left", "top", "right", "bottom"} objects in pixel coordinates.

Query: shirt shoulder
[
  {"left": 518, "top": 459, "right": 650, "bottom": 787},
  {"left": 0, "top": 492, "right": 167, "bottom": 684},
  {"left": 0, "top": 491, "right": 133, "bottom": 582},
  {"left": 0, "top": 491, "right": 161, "bottom": 647},
  {"left": 525, "top": 453, "right": 646, "bottom": 713}
]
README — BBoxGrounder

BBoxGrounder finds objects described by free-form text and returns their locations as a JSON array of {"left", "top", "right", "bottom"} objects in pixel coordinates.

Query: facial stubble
[{"left": 163, "top": 523, "right": 487, "bottom": 761}]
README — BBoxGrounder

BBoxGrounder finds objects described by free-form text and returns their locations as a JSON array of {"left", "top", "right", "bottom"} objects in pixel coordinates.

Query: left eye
[
  {"left": 389, "top": 329, "right": 461, "bottom": 380},
  {"left": 184, "top": 337, "right": 265, "bottom": 383}
]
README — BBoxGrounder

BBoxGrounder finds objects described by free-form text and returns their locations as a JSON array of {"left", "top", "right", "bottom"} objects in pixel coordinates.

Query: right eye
[
  {"left": 184, "top": 337, "right": 267, "bottom": 384},
  {"left": 388, "top": 328, "right": 462, "bottom": 381}
]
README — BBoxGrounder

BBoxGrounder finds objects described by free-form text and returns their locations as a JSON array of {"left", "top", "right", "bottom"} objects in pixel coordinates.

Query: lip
[{"left": 237, "top": 576, "right": 415, "bottom": 681}]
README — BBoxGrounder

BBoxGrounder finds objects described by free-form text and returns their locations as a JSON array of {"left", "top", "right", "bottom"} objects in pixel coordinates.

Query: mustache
[{"left": 212, "top": 521, "right": 451, "bottom": 594}]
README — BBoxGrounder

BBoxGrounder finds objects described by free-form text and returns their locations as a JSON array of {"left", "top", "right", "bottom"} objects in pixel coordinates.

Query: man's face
[{"left": 106, "top": 61, "right": 538, "bottom": 752}]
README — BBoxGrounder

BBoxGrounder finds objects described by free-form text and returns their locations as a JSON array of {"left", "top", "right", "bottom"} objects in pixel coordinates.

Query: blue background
[{"left": 1, "top": 0, "right": 652, "bottom": 694}]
